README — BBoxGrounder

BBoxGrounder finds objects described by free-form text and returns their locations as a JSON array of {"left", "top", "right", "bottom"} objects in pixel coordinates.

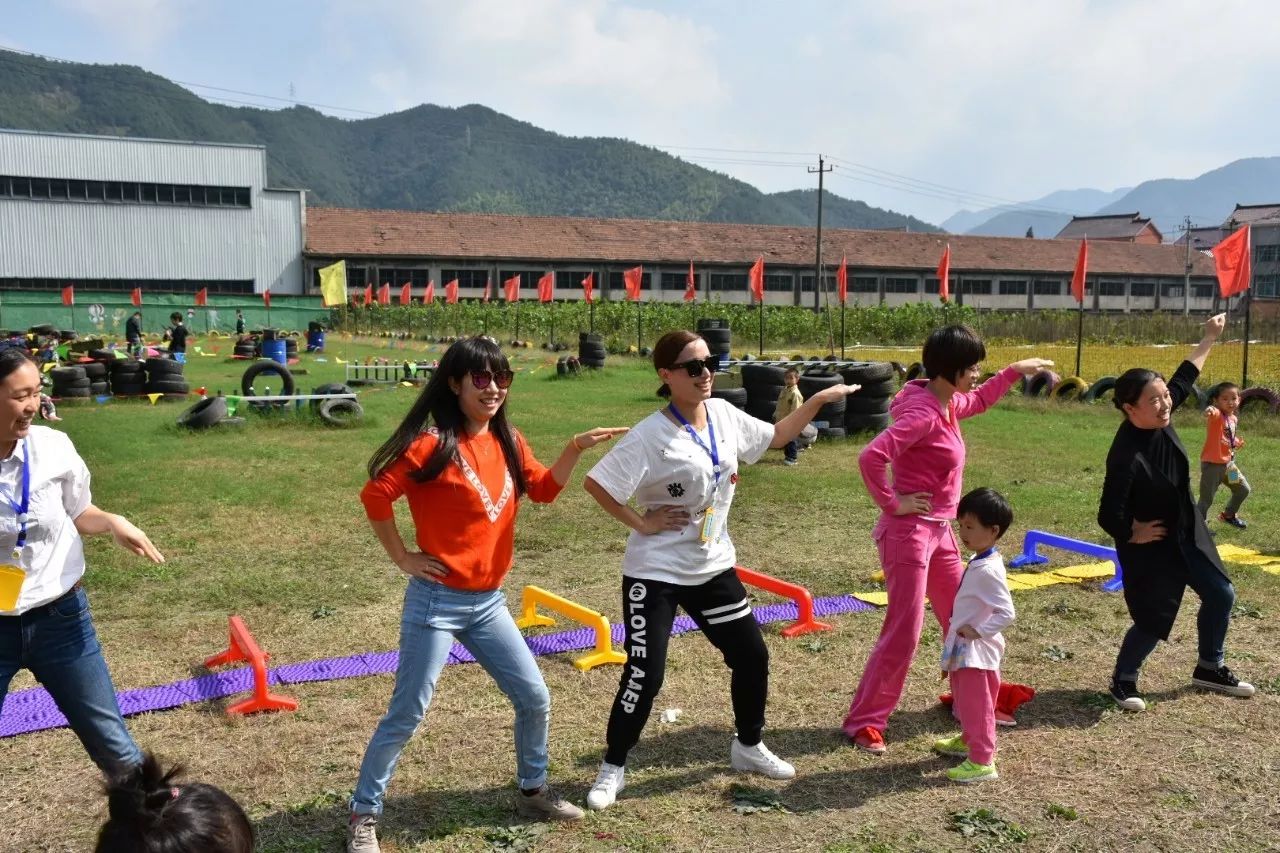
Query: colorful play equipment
[
  {"left": 203, "top": 616, "right": 299, "bottom": 716},
  {"left": 735, "top": 566, "right": 834, "bottom": 637},
  {"left": 1008, "top": 530, "right": 1124, "bottom": 592},
  {"left": 513, "top": 586, "right": 626, "bottom": 671},
  {"left": 345, "top": 359, "right": 434, "bottom": 384}
]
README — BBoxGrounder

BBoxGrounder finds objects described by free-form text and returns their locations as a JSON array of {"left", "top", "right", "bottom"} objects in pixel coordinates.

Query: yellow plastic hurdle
[{"left": 513, "top": 586, "right": 626, "bottom": 671}]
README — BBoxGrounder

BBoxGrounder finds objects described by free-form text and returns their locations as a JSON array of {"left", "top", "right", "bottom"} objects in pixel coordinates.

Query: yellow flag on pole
[{"left": 318, "top": 261, "right": 348, "bottom": 307}]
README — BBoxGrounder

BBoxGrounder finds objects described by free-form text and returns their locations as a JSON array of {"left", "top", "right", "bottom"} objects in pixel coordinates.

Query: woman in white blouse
[{"left": 0, "top": 346, "right": 163, "bottom": 774}]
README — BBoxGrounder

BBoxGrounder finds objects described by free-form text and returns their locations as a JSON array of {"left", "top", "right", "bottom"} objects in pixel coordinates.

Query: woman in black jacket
[{"left": 1097, "top": 313, "right": 1254, "bottom": 711}]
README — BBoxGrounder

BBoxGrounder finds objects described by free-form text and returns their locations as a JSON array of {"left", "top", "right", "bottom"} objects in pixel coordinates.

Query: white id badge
[{"left": 699, "top": 507, "right": 717, "bottom": 544}]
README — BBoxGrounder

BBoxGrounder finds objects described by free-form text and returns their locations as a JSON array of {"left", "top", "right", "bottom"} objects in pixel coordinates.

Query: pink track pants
[
  {"left": 949, "top": 667, "right": 999, "bottom": 765},
  {"left": 843, "top": 515, "right": 963, "bottom": 736}
]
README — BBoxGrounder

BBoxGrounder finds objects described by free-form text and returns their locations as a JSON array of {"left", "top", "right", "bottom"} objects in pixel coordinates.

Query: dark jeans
[
  {"left": 0, "top": 586, "right": 142, "bottom": 774},
  {"left": 604, "top": 568, "right": 769, "bottom": 766},
  {"left": 1114, "top": 540, "right": 1235, "bottom": 680},
  {"left": 784, "top": 439, "right": 798, "bottom": 462}
]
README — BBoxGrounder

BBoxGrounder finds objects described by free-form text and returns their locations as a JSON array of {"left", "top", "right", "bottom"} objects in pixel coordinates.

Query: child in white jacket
[{"left": 935, "top": 487, "right": 1016, "bottom": 783}]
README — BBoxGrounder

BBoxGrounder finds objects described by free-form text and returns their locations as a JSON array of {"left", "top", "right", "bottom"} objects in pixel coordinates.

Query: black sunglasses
[
  {"left": 469, "top": 369, "right": 515, "bottom": 390},
  {"left": 670, "top": 354, "right": 721, "bottom": 377}
]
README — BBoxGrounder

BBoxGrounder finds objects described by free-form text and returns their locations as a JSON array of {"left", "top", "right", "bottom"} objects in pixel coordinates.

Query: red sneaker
[
  {"left": 849, "top": 726, "right": 886, "bottom": 754},
  {"left": 995, "top": 710, "right": 1017, "bottom": 727}
]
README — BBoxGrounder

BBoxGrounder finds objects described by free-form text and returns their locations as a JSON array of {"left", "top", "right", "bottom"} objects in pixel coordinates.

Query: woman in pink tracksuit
[{"left": 842, "top": 325, "right": 1050, "bottom": 754}]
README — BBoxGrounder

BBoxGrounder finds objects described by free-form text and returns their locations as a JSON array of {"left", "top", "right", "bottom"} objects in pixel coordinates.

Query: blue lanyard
[
  {"left": 667, "top": 403, "right": 720, "bottom": 485},
  {"left": 1, "top": 440, "right": 30, "bottom": 557}
]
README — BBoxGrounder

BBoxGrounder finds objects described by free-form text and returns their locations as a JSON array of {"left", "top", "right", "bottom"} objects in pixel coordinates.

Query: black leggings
[{"left": 604, "top": 568, "right": 769, "bottom": 767}]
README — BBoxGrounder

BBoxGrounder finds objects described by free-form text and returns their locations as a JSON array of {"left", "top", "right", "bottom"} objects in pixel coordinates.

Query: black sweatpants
[{"left": 603, "top": 567, "right": 769, "bottom": 767}]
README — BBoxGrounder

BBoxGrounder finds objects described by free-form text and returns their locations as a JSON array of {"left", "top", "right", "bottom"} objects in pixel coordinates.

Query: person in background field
[
  {"left": 1198, "top": 382, "right": 1250, "bottom": 529},
  {"left": 235, "top": 310, "right": 246, "bottom": 336},
  {"left": 773, "top": 367, "right": 803, "bottom": 466},
  {"left": 38, "top": 392, "right": 61, "bottom": 422},
  {"left": 934, "top": 488, "right": 1015, "bottom": 784},
  {"left": 95, "top": 753, "right": 253, "bottom": 853},
  {"left": 346, "top": 336, "right": 627, "bottom": 853},
  {"left": 1099, "top": 313, "right": 1255, "bottom": 713},
  {"left": 166, "top": 312, "right": 189, "bottom": 363},
  {"left": 0, "top": 346, "right": 165, "bottom": 777},
  {"left": 125, "top": 311, "right": 143, "bottom": 357}
]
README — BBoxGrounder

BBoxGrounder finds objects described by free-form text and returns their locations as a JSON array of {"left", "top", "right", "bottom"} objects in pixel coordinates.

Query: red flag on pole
[
  {"left": 262, "top": 289, "right": 271, "bottom": 309},
  {"left": 684, "top": 261, "right": 697, "bottom": 302},
  {"left": 399, "top": 283, "right": 412, "bottom": 306},
  {"left": 61, "top": 285, "right": 74, "bottom": 307},
  {"left": 423, "top": 281, "right": 436, "bottom": 304},
  {"left": 350, "top": 292, "right": 360, "bottom": 309},
  {"left": 581, "top": 272, "right": 594, "bottom": 304},
  {"left": 1212, "top": 226, "right": 1252, "bottom": 298},
  {"left": 130, "top": 287, "right": 142, "bottom": 308},
  {"left": 378, "top": 283, "right": 391, "bottom": 306},
  {"left": 936, "top": 244, "right": 951, "bottom": 302},
  {"left": 537, "top": 272, "right": 553, "bottom": 303},
  {"left": 623, "top": 266, "right": 644, "bottom": 302},
  {"left": 504, "top": 274, "right": 521, "bottom": 302},
  {"left": 363, "top": 284, "right": 373, "bottom": 307},
  {"left": 837, "top": 256, "right": 848, "bottom": 306},
  {"left": 483, "top": 278, "right": 492, "bottom": 303},
  {"left": 748, "top": 257, "right": 765, "bottom": 303},
  {"left": 194, "top": 287, "right": 208, "bottom": 307},
  {"left": 445, "top": 279, "right": 459, "bottom": 304},
  {"left": 1070, "top": 238, "right": 1089, "bottom": 304}
]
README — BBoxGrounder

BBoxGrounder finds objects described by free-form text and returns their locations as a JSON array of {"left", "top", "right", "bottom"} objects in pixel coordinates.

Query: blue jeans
[
  {"left": 0, "top": 586, "right": 142, "bottom": 774},
  {"left": 351, "top": 579, "right": 551, "bottom": 816}
]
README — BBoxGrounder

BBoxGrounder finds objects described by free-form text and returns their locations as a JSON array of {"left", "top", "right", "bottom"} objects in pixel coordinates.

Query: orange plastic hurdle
[
  {"left": 514, "top": 586, "right": 626, "bottom": 671},
  {"left": 735, "top": 566, "right": 834, "bottom": 638},
  {"left": 203, "top": 616, "right": 299, "bottom": 716}
]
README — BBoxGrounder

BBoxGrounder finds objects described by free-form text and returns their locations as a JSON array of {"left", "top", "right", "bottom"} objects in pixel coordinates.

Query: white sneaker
[
  {"left": 730, "top": 738, "right": 795, "bottom": 780},
  {"left": 347, "top": 813, "right": 380, "bottom": 853},
  {"left": 587, "top": 762, "right": 625, "bottom": 810}
]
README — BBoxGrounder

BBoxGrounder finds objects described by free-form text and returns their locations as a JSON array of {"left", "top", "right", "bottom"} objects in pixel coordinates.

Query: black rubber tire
[
  {"left": 745, "top": 401, "right": 776, "bottom": 422},
  {"left": 82, "top": 362, "right": 108, "bottom": 379},
  {"left": 846, "top": 395, "right": 892, "bottom": 415},
  {"left": 839, "top": 362, "right": 896, "bottom": 384},
  {"left": 700, "top": 328, "right": 731, "bottom": 347},
  {"left": 710, "top": 387, "right": 748, "bottom": 409},
  {"left": 695, "top": 318, "right": 730, "bottom": 331},
  {"left": 50, "top": 366, "right": 87, "bottom": 383},
  {"left": 741, "top": 364, "right": 788, "bottom": 387},
  {"left": 1083, "top": 376, "right": 1118, "bottom": 403},
  {"left": 88, "top": 381, "right": 109, "bottom": 395},
  {"left": 145, "top": 357, "right": 184, "bottom": 375},
  {"left": 1023, "top": 369, "right": 1061, "bottom": 397},
  {"left": 818, "top": 426, "right": 847, "bottom": 439},
  {"left": 579, "top": 342, "right": 607, "bottom": 360},
  {"left": 579, "top": 356, "right": 605, "bottom": 369},
  {"left": 213, "top": 416, "right": 246, "bottom": 427},
  {"left": 241, "top": 360, "right": 296, "bottom": 397},
  {"left": 147, "top": 379, "right": 190, "bottom": 394},
  {"left": 846, "top": 412, "right": 892, "bottom": 433},
  {"left": 56, "top": 388, "right": 91, "bottom": 399},
  {"left": 110, "top": 360, "right": 144, "bottom": 373},
  {"left": 87, "top": 348, "right": 114, "bottom": 361},
  {"left": 854, "top": 378, "right": 898, "bottom": 400},
  {"left": 318, "top": 397, "right": 364, "bottom": 426},
  {"left": 112, "top": 383, "right": 145, "bottom": 396},
  {"left": 579, "top": 332, "right": 603, "bottom": 343},
  {"left": 1238, "top": 386, "right": 1280, "bottom": 415},
  {"left": 889, "top": 361, "right": 908, "bottom": 380},
  {"left": 30, "top": 323, "right": 57, "bottom": 336},
  {"left": 176, "top": 396, "right": 229, "bottom": 429},
  {"left": 746, "top": 384, "right": 783, "bottom": 405},
  {"left": 310, "top": 383, "right": 355, "bottom": 413},
  {"left": 1050, "top": 376, "right": 1089, "bottom": 402},
  {"left": 53, "top": 377, "right": 91, "bottom": 390},
  {"left": 798, "top": 372, "right": 840, "bottom": 399}
]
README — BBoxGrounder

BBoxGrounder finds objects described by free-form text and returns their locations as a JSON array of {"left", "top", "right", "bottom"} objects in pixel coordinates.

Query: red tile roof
[
  {"left": 306, "top": 206, "right": 1216, "bottom": 278},
  {"left": 1055, "top": 213, "right": 1162, "bottom": 242}
]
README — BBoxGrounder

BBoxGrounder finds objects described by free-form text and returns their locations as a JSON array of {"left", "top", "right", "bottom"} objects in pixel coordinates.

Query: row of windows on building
[
  {"left": 0, "top": 175, "right": 252, "bottom": 208},
  {"left": 0, "top": 279, "right": 255, "bottom": 294}
]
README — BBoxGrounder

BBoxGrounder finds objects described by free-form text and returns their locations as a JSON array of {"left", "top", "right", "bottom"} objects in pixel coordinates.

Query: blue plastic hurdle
[{"left": 1007, "top": 530, "right": 1124, "bottom": 592}]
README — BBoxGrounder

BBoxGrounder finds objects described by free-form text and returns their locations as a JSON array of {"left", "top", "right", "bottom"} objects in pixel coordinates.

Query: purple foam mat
[{"left": 0, "top": 593, "right": 875, "bottom": 739}]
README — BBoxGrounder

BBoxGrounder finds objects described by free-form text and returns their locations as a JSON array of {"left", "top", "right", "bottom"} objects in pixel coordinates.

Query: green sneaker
[
  {"left": 932, "top": 734, "right": 968, "bottom": 757},
  {"left": 947, "top": 759, "right": 998, "bottom": 784}
]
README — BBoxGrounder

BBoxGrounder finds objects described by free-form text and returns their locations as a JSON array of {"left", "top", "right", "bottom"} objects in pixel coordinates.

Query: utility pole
[
  {"left": 809, "top": 155, "right": 834, "bottom": 311},
  {"left": 1182, "top": 215, "right": 1192, "bottom": 315}
]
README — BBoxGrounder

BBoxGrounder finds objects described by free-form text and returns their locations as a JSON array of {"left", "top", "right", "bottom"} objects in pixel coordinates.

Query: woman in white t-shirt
[{"left": 582, "top": 330, "right": 859, "bottom": 810}]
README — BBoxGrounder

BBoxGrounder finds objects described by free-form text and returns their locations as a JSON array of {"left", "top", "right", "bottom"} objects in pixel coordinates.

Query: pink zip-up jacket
[{"left": 859, "top": 366, "right": 1019, "bottom": 519}]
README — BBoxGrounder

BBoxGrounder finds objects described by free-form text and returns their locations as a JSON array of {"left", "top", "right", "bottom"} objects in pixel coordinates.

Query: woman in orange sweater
[{"left": 346, "top": 337, "right": 626, "bottom": 852}]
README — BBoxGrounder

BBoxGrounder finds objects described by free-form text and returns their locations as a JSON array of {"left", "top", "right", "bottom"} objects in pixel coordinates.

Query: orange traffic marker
[
  {"left": 204, "top": 616, "right": 299, "bottom": 716},
  {"left": 736, "top": 566, "right": 834, "bottom": 638}
]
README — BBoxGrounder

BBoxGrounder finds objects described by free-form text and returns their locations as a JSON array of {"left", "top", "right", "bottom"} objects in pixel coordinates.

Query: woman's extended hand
[
  {"left": 396, "top": 552, "right": 451, "bottom": 581},
  {"left": 1009, "top": 358, "right": 1055, "bottom": 376},
  {"left": 813, "top": 383, "right": 861, "bottom": 404},
  {"left": 893, "top": 491, "right": 933, "bottom": 515},
  {"left": 109, "top": 515, "right": 165, "bottom": 564},
  {"left": 1129, "top": 519, "right": 1167, "bottom": 545},
  {"left": 572, "top": 427, "right": 630, "bottom": 451},
  {"left": 638, "top": 505, "right": 690, "bottom": 534}
]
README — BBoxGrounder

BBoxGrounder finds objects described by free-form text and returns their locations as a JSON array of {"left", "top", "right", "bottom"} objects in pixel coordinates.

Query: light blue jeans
[{"left": 351, "top": 578, "right": 551, "bottom": 816}]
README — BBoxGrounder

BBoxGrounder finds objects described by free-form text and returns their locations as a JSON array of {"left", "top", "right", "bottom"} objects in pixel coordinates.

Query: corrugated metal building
[{"left": 0, "top": 129, "right": 304, "bottom": 295}]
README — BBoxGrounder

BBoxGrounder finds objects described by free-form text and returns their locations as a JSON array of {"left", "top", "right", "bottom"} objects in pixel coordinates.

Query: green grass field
[{"left": 3, "top": 336, "right": 1278, "bottom": 851}]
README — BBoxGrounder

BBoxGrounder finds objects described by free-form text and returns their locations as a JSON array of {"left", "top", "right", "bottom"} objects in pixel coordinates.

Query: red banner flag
[
  {"left": 61, "top": 285, "right": 74, "bottom": 307},
  {"left": 936, "top": 244, "right": 951, "bottom": 303},
  {"left": 363, "top": 284, "right": 373, "bottom": 307},
  {"left": 623, "top": 265, "right": 644, "bottom": 302},
  {"left": 684, "top": 261, "right": 697, "bottom": 303},
  {"left": 423, "top": 281, "right": 436, "bottom": 304},
  {"left": 581, "top": 272, "right": 594, "bottom": 304},
  {"left": 537, "top": 272, "right": 554, "bottom": 303},
  {"left": 378, "top": 283, "right": 391, "bottom": 306},
  {"left": 748, "top": 257, "right": 764, "bottom": 303},
  {"left": 1212, "top": 226, "right": 1252, "bottom": 298},
  {"left": 445, "top": 279, "right": 459, "bottom": 304},
  {"left": 504, "top": 274, "right": 521, "bottom": 302},
  {"left": 1070, "top": 238, "right": 1089, "bottom": 304},
  {"left": 837, "top": 256, "right": 848, "bottom": 306},
  {"left": 483, "top": 277, "right": 492, "bottom": 303},
  {"left": 399, "top": 283, "right": 412, "bottom": 306},
  {"left": 194, "top": 287, "right": 208, "bottom": 307},
  {"left": 262, "top": 289, "right": 271, "bottom": 309},
  {"left": 130, "top": 287, "right": 142, "bottom": 308},
  {"left": 350, "top": 291, "right": 360, "bottom": 309}
]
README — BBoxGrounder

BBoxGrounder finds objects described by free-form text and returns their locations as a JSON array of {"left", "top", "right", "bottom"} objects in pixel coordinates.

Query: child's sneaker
[
  {"left": 783, "top": 458, "right": 798, "bottom": 466},
  {"left": 1218, "top": 512, "right": 1247, "bottom": 529},
  {"left": 586, "top": 762, "right": 625, "bottom": 811},
  {"left": 1191, "top": 665, "right": 1255, "bottom": 697},
  {"left": 1110, "top": 679, "right": 1146, "bottom": 711},
  {"left": 346, "top": 813, "right": 380, "bottom": 853},
  {"left": 847, "top": 726, "right": 886, "bottom": 755},
  {"left": 730, "top": 738, "right": 795, "bottom": 779},
  {"left": 994, "top": 710, "right": 1017, "bottom": 727},
  {"left": 947, "top": 759, "right": 998, "bottom": 783},
  {"left": 932, "top": 734, "right": 968, "bottom": 757}
]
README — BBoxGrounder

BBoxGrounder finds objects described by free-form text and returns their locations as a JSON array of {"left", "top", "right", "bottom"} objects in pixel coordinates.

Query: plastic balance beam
[
  {"left": 735, "top": 566, "right": 834, "bottom": 637},
  {"left": 513, "top": 586, "right": 626, "bottom": 671},
  {"left": 203, "top": 616, "right": 299, "bottom": 715},
  {"left": 1007, "top": 530, "right": 1124, "bottom": 592}
]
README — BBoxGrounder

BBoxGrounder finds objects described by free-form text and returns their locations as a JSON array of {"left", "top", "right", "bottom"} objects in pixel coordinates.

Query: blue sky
[{"left": 2, "top": 0, "right": 1278, "bottom": 226}]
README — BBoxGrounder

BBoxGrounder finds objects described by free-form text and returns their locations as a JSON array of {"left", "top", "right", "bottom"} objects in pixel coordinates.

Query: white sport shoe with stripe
[{"left": 730, "top": 738, "right": 795, "bottom": 780}]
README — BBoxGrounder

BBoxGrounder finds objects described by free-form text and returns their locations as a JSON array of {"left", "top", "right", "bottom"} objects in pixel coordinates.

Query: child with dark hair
[
  {"left": 95, "top": 753, "right": 253, "bottom": 852},
  {"left": 167, "top": 312, "right": 189, "bottom": 362},
  {"left": 773, "top": 367, "right": 803, "bottom": 465},
  {"left": 933, "top": 487, "right": 1015, "bottom": 783},
  {"left": 1198, "top": 382, "right": 1250, "bottom": 528}
]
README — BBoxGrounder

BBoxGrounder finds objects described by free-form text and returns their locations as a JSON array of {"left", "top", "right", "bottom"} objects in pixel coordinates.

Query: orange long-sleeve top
[
  {"left": 1200, "top": 409, "right": 1242, "bottom": 464},
  {"left": 360, "top": 427, "right": 564, "bottom": 591}
]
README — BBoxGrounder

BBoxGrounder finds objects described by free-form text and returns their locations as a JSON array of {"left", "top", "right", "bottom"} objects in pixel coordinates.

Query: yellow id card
[{"left": 0, "top": 564, "right": 25, "bottom": 611}]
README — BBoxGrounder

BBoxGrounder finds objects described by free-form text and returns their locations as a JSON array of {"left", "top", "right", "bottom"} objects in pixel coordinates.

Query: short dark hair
[
  {"left": 922, "top": 325, "right": 986, "bottom": 386},
  {"left": 784, "top": 367, "right": 800, "bottom": 378},
  {"left": 1208, "top": 381, "right": 1239, "bottom": 403},
  {"left": 1113, "top": 367, "right": 1163, "bottom": 412},
  {"left": 0, "top": 346, "right": 37, "bottom": 383},
  {"left": 957, "top": 487, "right": 1013, "bottom": 538},
  {"left": 652, "top": 329, "right": 703, "bottom": 398},
  {"left": 169, "top": 312, "right": 183, "bottom": 323}
]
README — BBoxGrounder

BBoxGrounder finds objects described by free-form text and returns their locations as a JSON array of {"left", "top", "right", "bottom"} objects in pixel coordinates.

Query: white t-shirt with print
[{"left": 587, "top": 397, "right": 774, "bottom": 585}]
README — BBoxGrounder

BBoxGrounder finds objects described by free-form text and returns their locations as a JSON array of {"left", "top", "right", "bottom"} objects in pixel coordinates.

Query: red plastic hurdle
[
  {"left": 203, "top": 616, "right": 299, "bottom": 716},
  {"left": 734, "top": 566, "right": 834, "bottom": 638}
]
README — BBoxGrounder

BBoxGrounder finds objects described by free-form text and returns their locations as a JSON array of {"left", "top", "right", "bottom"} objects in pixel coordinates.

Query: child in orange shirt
[{"left": 1198, "top": 382, "right": 1250, "bottom": 529}]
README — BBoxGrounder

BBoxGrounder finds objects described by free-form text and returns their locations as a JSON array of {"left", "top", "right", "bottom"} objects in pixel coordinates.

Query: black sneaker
[
  {"left": 1218, "top": 512, "right": 1247, "bottom": 529},
  {"left": 1192, "top": 665, "right": 1256, "bottom": 697},
  {"left": 1110, "top": 679, "right": 1146, "bottom": 711}
]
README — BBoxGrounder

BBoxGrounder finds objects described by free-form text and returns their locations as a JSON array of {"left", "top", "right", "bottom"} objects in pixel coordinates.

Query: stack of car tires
[
  {"left": 696, "top": 319, "right": 731, "bottom": 360},
  {"left": 233, "top": 336, "right": 257, "bottom": 358},
  {"left": 109, "top": 359, "right": 146, "bottom": 396},
  {"left": 578, "top": 332, "right": 606, "bottom": 369},
  {"left": 741, "top": 364, "right": 788, "bottom": 422},
  {"left": 798, "top": 370, "right": 847, "bottom": 438},
  {"left": 49, "top": 366, "right": 91, "bottom": 400},
  {"left": 840, "top": 362, "right": 898, "bottom": 434},
  {"left": 145, "top": 356, "right": 189, "bottom": 398}
]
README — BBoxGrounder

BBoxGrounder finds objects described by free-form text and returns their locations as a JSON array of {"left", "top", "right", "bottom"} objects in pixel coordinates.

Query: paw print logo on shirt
[{"left": 667, "top": 482, "right": 685, "bottom": 498}]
